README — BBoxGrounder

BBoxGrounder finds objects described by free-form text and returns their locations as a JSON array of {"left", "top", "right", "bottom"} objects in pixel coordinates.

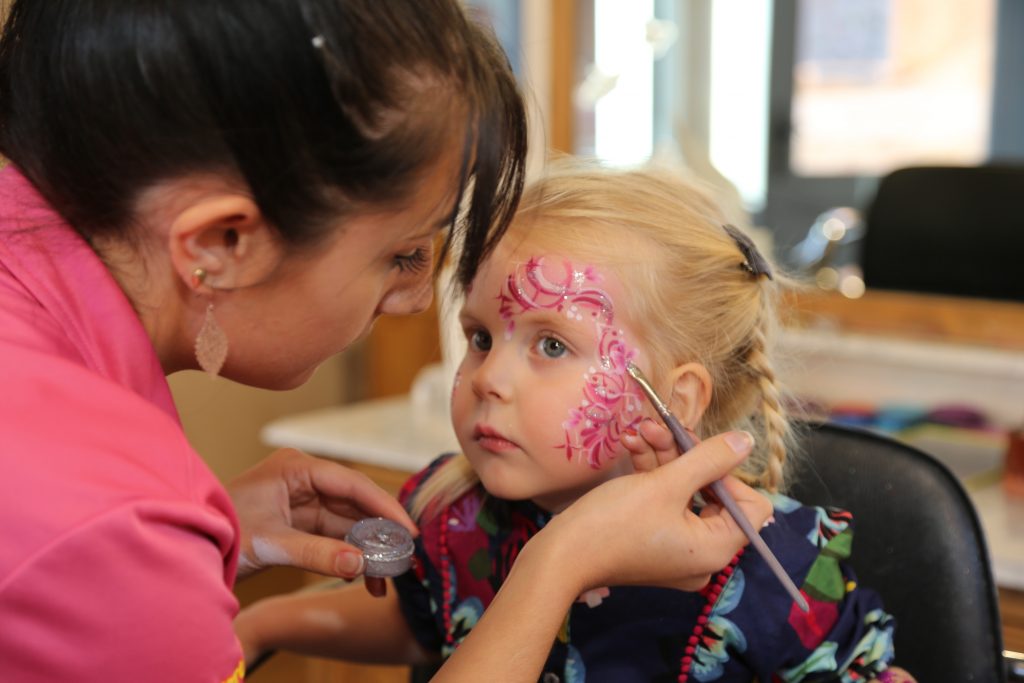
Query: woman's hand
[
  {"left": 227, "top": 448, "right": 416, "bottom": 580},
  {"left": 433, "top": 432, "right": 771, "bottom": 681},
  {"left": 536, "top": 430, "right": 771, "bottom": 594}
]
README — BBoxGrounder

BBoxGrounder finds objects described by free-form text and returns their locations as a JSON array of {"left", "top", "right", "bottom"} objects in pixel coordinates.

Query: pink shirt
[{"left": 0, "top": 167, "right": 245, "bottom": 682}]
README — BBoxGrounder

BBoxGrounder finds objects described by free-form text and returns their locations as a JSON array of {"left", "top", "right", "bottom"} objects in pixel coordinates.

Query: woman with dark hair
[{"left": 0, "top": 1, "right": 769, "bottom": 681}]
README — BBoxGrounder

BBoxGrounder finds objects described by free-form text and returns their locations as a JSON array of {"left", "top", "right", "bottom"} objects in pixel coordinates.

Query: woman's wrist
[
  {"left": 517, "top": 516, "right": 591, "bottom": 599},
  {"left": 234, "top": 600, "right": 273, "bottom": 666}
]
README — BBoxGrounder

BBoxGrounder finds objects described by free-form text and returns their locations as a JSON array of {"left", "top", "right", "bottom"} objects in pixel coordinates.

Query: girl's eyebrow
[
  {"left": 457, "top": 307, "right": 483, "bottom": 325},
  {"left": 504, "top": 309, "right": 593, "bottom": 341},
  {"left": 513, "top": 308, "right": 570, "bottom": 326}
]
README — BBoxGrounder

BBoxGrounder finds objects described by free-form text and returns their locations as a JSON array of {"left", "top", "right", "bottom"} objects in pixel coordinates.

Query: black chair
[
  {"left": 860, "top": 164, "right": 1024, "bottom": 302},
  {"left": 789, "top": 421, "right": 1010, "bottom": 682}
]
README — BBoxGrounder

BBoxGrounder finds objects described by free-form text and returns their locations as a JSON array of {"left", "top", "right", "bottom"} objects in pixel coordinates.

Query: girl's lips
[
  {"left": 478, "top": 435, "right": 519, "bottom": 453},
  {"left": 474, "top": 424, "right": 519, "bottom": 452}
]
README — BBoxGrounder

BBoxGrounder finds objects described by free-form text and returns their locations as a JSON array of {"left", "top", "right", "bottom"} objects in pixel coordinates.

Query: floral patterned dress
[{"left": 394, "top": 454, "right": 898, "bottom": 682}]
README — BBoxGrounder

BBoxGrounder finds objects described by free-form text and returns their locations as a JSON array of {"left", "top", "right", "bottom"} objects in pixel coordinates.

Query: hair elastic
[{"left": 723, "top": 224, "right": 773, "bottom": 281}]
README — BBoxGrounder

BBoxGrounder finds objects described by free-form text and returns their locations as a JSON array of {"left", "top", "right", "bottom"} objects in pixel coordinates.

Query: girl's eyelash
[{"left": 394, "top": 247, "right": 431, "bottom": 273}]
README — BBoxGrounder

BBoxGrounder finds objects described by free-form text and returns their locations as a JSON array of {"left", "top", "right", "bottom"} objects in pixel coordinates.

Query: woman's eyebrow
[{"left": 434, "top": 212, "right": 456, "bottom": 230}]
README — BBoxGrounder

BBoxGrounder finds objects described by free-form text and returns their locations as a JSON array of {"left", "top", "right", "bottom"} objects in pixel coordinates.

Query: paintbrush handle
[
  {"left": 656, "top": 407, "right": 809, "bottom": 612},
  {"left": 707, "top": 479, "right": 808, "bottom": 611}
]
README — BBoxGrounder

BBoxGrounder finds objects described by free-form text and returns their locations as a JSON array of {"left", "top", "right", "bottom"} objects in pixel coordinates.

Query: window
[{"left": 791, "top": 0, "right": 996, "bottom": 177}]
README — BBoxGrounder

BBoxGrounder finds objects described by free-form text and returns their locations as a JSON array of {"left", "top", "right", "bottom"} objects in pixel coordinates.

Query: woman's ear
[
  {"left": 168, "top": 194, "right": 282, "bottom": 292},
  {"left": 666, "top": 362, "right": 713, "bottom": 429}
]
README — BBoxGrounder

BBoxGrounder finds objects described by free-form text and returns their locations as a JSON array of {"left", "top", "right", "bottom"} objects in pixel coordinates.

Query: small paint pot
[{"left": 345, "top": 517, "right": 415, "bottom": 578}]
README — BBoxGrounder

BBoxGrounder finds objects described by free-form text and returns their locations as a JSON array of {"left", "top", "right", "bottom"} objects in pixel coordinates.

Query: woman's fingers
[
  {"left": 293, "top": 450, "right": 418, "bottom": 536},
  {"left": 622, "top": 418, "right": 679, "bottom": 472},
  {"left": 230, "top": 448, "right": 417, "bottom": 580},
  {"left": 263, "top": 531, "right": 368, "bottom": 579}
]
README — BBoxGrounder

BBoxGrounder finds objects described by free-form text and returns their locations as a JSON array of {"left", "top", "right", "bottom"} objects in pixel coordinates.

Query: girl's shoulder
[
  {"left": 760, "top": 490, "right": 855, "bottom": 548},
  {"left": 711, "top": 492, "right": 896, "bottom": 677},
  {"left": 398, "top": 452, "right": 460, "bottom": 506},
  {"left": 739, "top": 490, "right": 858, "bottom": 594}
]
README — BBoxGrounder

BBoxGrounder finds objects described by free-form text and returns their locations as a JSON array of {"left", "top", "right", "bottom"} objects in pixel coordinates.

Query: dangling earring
[{"left": 192, "top": 268, "right": 229, "bottom": 376}]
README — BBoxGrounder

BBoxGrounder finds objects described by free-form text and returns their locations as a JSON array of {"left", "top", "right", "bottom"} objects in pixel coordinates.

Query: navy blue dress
[{"left": 394, "top": 454, "right": 898, "bottom": 682}]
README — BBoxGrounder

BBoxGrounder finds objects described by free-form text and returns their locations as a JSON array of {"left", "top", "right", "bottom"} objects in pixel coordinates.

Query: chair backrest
[
  {"left": 788, "top": 421, "right": 1005, "bottom": 682},
  {"left": 860, "top": 164, "right": 1024, "bottom": 302}
]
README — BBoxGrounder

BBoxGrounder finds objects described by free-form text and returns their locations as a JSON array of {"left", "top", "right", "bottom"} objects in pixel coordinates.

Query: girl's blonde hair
[{"left": 409, "top": 160, "right": 793, "bottom": 521}]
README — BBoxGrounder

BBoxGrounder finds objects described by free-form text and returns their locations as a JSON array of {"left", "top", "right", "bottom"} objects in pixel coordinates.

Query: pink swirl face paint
[{"left": 498, "top": 256, "right": 643, "bottom": 468}]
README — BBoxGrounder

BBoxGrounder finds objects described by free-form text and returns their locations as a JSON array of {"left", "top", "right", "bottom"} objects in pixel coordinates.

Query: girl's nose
[{"left": 470, "top": 348, "right": 512, "bottom": 401}]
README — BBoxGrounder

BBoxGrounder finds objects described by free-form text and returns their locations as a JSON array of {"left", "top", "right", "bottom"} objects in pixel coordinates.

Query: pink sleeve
[{"left": 0, "top": 501, "right": 244, "bottom": 683}]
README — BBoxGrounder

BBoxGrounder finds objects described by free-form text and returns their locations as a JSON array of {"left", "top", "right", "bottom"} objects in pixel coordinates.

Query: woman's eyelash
[{"left": 393, "top": 247, "right": 430, "bottom": 273}]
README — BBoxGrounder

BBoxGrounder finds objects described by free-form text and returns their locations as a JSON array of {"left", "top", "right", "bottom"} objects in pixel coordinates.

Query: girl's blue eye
[
  {"left": 470, "top": 329, "right": 492, "bottom": 352},
  {"left": 538, "top": 336, "right": 567, "bottom": 358}
]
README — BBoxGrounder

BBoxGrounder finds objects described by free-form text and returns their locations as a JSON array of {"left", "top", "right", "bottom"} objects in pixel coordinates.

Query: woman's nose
[{"left": 378, "top": 274, "right": 434, "bottom": 317}]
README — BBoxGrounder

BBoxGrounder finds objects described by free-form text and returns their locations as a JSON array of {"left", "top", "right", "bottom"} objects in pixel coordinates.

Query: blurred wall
[{"left": 168, "top": 354, "right": 350, "bottom": 481}]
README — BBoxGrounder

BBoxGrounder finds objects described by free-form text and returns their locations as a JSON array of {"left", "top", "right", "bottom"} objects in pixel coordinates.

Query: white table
[{"left": 262, "top": 396, "right": 458, "bottom": 474}]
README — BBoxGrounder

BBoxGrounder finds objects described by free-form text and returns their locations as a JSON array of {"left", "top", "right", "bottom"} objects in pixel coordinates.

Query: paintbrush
[{"left": 626, "top": 362, "right": 809, "bottom": 612}]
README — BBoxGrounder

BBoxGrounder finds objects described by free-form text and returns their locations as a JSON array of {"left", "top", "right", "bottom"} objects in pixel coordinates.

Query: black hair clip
[{"left": 723, "top": 224, "right": 773, "bottom": 281}]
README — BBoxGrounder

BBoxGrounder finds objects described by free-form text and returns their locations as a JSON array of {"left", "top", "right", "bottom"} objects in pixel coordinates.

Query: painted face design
[{"left": 498, "top": 256, "right": 643, "bottom": 468}]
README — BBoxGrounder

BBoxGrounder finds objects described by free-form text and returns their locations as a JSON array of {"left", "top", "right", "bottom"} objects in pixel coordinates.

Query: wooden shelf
[
  {"left": 1001, "top": 588, "right": 1024, "bottom": 653},
  {"left": 782, "top": 289, "right": 1024, "bottom": 351}
]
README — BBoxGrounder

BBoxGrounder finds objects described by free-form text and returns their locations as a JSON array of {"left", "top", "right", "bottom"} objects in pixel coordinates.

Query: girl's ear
[
  {"left": 168, "top": 193, "right": 283, "bottom": 292},
  {"left": 666, "top": 362, "right": 713, "bottom": 429}
]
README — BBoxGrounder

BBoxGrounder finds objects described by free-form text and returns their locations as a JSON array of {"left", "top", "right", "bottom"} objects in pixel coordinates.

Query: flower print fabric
[{"left": 394, "top": 454, "right": 899, "bottom": 682}]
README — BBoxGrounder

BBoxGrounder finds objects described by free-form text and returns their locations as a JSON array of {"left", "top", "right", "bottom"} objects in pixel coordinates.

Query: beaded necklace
[
  {"left": 437, "top": 503, "right": 745, "bottom": 680},
  {"left": 679, "top": 549, "right": 745, "bottom": 682},
  {"left": 439, "top": 507, "right": 455, "bottom": 648}
]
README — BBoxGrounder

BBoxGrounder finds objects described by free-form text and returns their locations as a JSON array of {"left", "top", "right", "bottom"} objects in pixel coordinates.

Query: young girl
[{"left": 235, "top": 163, "right": 915, "bottom": 682}]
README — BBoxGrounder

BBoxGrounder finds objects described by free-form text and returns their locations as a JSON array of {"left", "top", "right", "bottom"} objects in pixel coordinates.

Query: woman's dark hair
[{"left": 0, "top": 0, "right": 526, "bottom": 285}]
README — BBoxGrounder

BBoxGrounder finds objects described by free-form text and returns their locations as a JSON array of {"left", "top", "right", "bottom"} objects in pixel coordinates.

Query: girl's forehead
[
  {"left": 491, "top": 241, "right": 589, "bottom": 277},
  {"left": 473, "top": 243, "right": 631, "bottom": 311},
  {"left": 477, "top": 248, "right": 621, "bottom": 327}
]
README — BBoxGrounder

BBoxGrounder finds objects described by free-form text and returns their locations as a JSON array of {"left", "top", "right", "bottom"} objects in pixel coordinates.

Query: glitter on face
[
  {"left": 498, "top": 256, "right": 643, "bottom": 468},
  {"left": 450, "top": 370, "right": 461, "bottom": 413}
]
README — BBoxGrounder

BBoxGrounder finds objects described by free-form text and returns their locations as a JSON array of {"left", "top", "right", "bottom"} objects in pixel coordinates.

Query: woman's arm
[
  {"left": 433, "top": 431, "right": 771, "bottom": 681},
  {"left": 234, "top": 580, "right": 435, "bottom": 668}
]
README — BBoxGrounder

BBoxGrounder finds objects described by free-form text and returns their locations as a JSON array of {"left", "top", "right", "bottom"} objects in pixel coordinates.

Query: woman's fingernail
[
  {"left": 336, "top": 551, "right": 364, "bottom": 576},
  {"left": 623, "top": 427, "right": 638, "bottom": 437},
  {"left": 724, "top": 430, "right": 754, "bottom": 454},
  {"left": 365, "top": 576, "right": 387, "bottom": 598}
]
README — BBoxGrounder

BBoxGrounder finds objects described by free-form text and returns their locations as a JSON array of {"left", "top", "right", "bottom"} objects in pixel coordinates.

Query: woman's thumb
[
  {"left": 659, "top": 430, "right": 754, "bottom": 495},
  {"left": 272, "top": 533, "right": 366, "bottom": 579}
]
